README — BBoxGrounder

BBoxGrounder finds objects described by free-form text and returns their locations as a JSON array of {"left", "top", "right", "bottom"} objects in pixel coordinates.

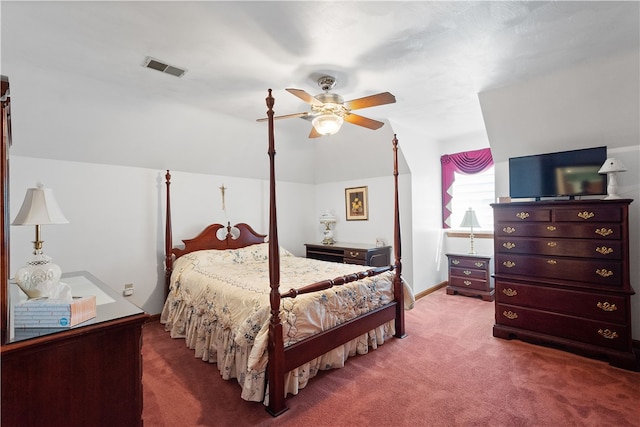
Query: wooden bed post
[
  {"left": 265, "top": 90, "right": 287, "bottom": 417},
  {"left": 165, "top": 170, "right": 173, "bottom": 297},
  {"left": 392, "top": 135, "right": 406, "bottom": 338}
]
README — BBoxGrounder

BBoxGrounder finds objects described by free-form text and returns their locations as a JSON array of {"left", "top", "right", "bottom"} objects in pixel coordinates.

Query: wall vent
[{"left": 143, "top": 56, "right": 187, "bottom": 78}]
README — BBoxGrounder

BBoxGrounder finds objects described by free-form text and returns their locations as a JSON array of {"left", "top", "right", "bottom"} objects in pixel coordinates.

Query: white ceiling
[{"left": 2, "top": 1, "right": 639, "bottom": 183}]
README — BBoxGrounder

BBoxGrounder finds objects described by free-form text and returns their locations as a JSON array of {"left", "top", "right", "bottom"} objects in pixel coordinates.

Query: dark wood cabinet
[
  {"left": 305, "top": 242, "right": 391, "bottom": 267},
  {"left": 492, "top": 199, "right": 638, "bottom": 370},
  {"left": 446, "top": 253, "right": 494, "bottom": 301},
  {"left": 1, "top": 271, "right": 149, "bottom": 426}
]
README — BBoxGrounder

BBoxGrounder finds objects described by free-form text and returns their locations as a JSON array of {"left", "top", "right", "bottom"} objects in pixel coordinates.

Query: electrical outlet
[{"left": 123, "top": 283, "right": 134, "bottom": 297}]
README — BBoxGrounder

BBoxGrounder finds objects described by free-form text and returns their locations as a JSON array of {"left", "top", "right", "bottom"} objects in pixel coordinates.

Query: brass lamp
[
  {"left": 460, "top": 207, "right": 481, "bottom": 254},
  {"left": 12, "top": 183, "right": 69, "bottom": 298}
]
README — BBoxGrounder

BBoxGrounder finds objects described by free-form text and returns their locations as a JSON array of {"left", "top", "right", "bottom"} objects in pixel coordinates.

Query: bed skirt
[{"left": 160, "top": 293, "right": 395, "bottom": 403}]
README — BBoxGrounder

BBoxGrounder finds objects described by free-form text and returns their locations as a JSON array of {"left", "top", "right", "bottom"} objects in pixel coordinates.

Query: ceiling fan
[{"left": 257, "top": 76, "right": 396, "bottom": 138}]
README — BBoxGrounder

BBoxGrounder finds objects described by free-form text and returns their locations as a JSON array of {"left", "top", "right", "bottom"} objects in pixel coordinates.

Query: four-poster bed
[{"left": 162, "top": 89, "right": 407, "bottom": 416}]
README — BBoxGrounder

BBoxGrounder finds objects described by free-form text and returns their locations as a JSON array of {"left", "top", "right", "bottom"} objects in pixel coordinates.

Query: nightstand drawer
[
  {"left": 449, "top": 276, "right": 487, "bottom": 291},
  {"left": 450, "top": 266, "right": 487, "bottom": 280}
]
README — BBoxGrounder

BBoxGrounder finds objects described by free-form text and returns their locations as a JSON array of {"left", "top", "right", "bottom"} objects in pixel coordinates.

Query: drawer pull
[
  {"left": 595, "top": 246, "right": 614, "bottom": 255},
  {"left": 516, "top": 212, "right": 530, "bottom": 220},
  {"left": 502, "top": 288, "right": 518, "bottom": 297},
  {"left": 547, "top": 242, "right": 557, "bottom": 247},
  {"left": 502, "top": 310, "right": 518, "bottom": 320},
  {"left": 595, "top": 228, "right": 613, "bottom": 237},
  {"left": 597, "top": 302, "right": 618, "bottom": 312},
  {"left": 577, "top": 211, "right": 595, "bottom": 220},
  {"left": 503, "top": 261, "right": 516, "bottom": 268},
  {"left": 546, "top": 226, "right": 557, "bottom": 231},
  {"left": 474, "top": 262, "right": 484, "bottom": 268},
  {"left": 503, "top": 226, "right": 516, "bottom": 234},
  {"left": 595, "top": 269, "right": 613, "bottom": 278},
  {"left": 451, "top": 259, "right": 460, "bottom": 265},
  {"left": 547, "top": 259, "right": 557, "bottom": 265},
  {"left": 349, "top": 251, "right": 359, "bottom": 258},
  {"left": 597, "top": 329, "right": 619, "bottom": 340},
  {"left": 463, "top": 270, "right": 472, "bottom": 276},
  {"left": 463, "top": 280, "right": 472, "bottom": 286},
  {"left": 503, "top": 242, "right": 516, "bottom": 250}
]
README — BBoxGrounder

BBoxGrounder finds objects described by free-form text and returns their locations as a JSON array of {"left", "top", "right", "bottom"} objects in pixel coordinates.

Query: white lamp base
[{"left": 14, "top": 251, "right": 62, "bottom": 299}]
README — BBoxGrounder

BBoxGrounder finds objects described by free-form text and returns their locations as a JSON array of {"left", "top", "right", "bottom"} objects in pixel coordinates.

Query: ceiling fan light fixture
[{"left": 312, "top": 113, "right": 344, "bottom": 136}]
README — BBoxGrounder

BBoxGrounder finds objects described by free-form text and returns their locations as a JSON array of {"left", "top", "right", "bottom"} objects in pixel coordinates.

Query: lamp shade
[
  {"left": 319, "top": 211, "right": 337, "bottom": 224},
  {"left": 598, "top": 158, "right": 627, "bottom": 174},
  {"left": 12, "top": 183, "right": 69, "bottom": 225},
  {"left": 460, "top": 208, "right": 480, "bottom": 229},
  {"left": 312, "top": 113, "right": 344, "bottom": 136}
]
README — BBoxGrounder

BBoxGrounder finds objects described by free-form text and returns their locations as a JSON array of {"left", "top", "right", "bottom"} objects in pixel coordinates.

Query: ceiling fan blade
[
  {"left": 286, "top": 88, "right": 324, "bottom": 107},
  {"left": 344, "top": 113, "right": 385, "bottom": 130},
  {"left": 256, "top": 112, "right": 309, "bottom": 122},
  {"left": 308, "top": 126, "right": 322, "bottom": 138},
  {"left": 344, "top": 92, "right": 396, "bottom": 111}
]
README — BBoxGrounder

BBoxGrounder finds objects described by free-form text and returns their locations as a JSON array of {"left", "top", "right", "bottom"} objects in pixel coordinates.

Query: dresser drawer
[
  {"left": 495, "top": 254, "right": 623, "bottom": 286},
  {"left": 449, "top": 276, "right": 488, "bottom": 291},
  {"left": 495, "top": 281, "right": 627, "bottom": 323},
  {"left": 496, "top": 303, "right": 630, "bottom": 351},
  {"left": 494, "top": 208, "right": 551, "bottom": 222},
  {"left": 495, "top": 237, "right": 622, "bottom": 260},
  {"left": 494, "top": 222, "right": 622, "bottom": 239},
  {"left": 554, "top": 206, "right": 623, "bottom": 223}
]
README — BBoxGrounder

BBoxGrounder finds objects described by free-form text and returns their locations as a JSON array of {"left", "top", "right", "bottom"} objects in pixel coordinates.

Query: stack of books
[{"left": 14, "top": 295, "right": 97, "bottom": 328}]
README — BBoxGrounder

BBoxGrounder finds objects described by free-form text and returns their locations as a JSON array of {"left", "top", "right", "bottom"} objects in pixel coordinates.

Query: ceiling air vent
[{"left": 143, "top": 56, "right": 187, "bottom": 78}]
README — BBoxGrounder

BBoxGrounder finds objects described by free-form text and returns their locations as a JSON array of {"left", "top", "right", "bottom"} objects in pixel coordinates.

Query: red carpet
[{"left": 142, "top": 288, "right": 640, "bottom": 426}]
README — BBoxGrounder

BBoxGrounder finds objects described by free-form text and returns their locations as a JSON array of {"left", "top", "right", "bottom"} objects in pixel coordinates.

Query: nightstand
[{"left": 446, "top": 253, "right": 494, "bottom": 301}]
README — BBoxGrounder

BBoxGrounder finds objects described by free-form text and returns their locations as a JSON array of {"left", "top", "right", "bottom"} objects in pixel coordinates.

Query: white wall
[{"left": 9, "top": 156, "right": 314, "bottom": 314}]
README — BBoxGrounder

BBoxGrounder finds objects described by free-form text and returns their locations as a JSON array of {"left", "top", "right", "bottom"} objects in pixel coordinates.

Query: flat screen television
[{"left": 509, "top": 146, "right": 607, "bottom": 200}]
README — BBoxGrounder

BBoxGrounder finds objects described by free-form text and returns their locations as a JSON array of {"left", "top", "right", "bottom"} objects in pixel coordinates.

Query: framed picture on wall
[{"left": 345, "top": 186, "right": 368, "bottom": 221}]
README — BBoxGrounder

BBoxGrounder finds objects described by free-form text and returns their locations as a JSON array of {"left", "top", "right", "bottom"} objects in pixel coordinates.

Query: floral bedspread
[{"left": 160, "top": 243, "right": 402, "bottom": 402}]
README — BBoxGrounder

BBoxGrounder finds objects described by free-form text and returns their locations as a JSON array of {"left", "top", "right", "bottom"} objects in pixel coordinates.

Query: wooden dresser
[
  {"left": 1, "top": 271, "right": 149, "bottom": 426},
  {"left": 305, "top": 242, "right": 391, "bottom": 267},
  {"left": 492, "top": 199, "right": 638, "bottom": 370},
  {"left": 446, "top": 253, "right": 494, "bottom": 301}
]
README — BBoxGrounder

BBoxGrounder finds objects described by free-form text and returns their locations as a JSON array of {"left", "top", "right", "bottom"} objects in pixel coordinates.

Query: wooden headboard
[{"left": 163, "top": 170, "right": 267, "bottom": 295}]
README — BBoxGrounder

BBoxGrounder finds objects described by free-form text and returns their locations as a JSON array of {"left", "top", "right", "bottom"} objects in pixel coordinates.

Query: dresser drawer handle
[
  {"left": 595, "top": 269, "right": 613, "bottom": 278},
  {"left": 503, "top": 261, "right": 516, "bottom": 268},
  {"left": 595, "top": 228, "right": 613, "bottom": 237},
  {"left": 577, "top": 211, "right": 595, "bottom": 220},
  {"left": 474, "top": 262, "right": 484, "bottom": 268},
  {"left": 547, "top": 242, "right": 557, "bottom": 247},
  {"left": 547, "top": 259, "right": 557, "bottom": 265},
  {"left": 503, "top": 242, "right": 516, "bottom": 250},
  {"left": 463, "top": 280, "right": 472, "bottom": 286},
  {"left": 463, "top": 270, "right": 472, "bottom": 276},
  {"left": 595, "top": 246, "right": 614, "bottom": 255},
  {"left": 349, "top": 251, "right": 359, "bottom": 258},
  {"left": 546, "top": 226, "right": 557, "bottom": 231},
  {"left": 502, "top": 310, "right": 518, "bottom": 320},
  {"left": 503, "top": 226, "right": 516, "bottom": 234},
  {"left": 516, "top": 212, "right": 530, "bottom": 220},
  {"left": 597, "top": 302, "right": 618, "bottom": 312},
  {"left": 502, "top": 288, "right": 517, "bottom": 297},
  {"left": 451, "top": 259, "right": 460, "bottom": 265},
  {"left": 597, "top": 328, "right": 619, "bottom": 340}
]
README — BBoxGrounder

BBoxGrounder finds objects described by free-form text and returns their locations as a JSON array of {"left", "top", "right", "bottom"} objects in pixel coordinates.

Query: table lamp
[
  {"left": 598, "top": 158, "right": 627, "bottom": 200},
  {"left": 319, "top": 211, "right": 337, "bottom": 245},
  {"left": 12, "top": 183, "right": 69, "bottom": 298},
  {"left": 460, "top": 207, "right": 480, "bottom": 254}
]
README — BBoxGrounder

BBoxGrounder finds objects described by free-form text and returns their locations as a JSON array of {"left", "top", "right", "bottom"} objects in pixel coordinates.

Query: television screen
[{"left": 509, "top": 146, "right": 607, "bottom": 200}]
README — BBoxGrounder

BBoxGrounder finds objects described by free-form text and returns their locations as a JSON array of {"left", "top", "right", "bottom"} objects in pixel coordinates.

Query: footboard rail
[{"left": 280, "top": 265, "right": 394, "bottom": 299}]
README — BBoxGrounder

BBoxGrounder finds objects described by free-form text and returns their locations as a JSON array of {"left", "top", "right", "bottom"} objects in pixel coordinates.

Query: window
[
  {"left": 450, "top": 166, "right": 495, "bottom": 230},
  {"left": 441, "top": 148, "right": 494, "bottom": 229}
]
